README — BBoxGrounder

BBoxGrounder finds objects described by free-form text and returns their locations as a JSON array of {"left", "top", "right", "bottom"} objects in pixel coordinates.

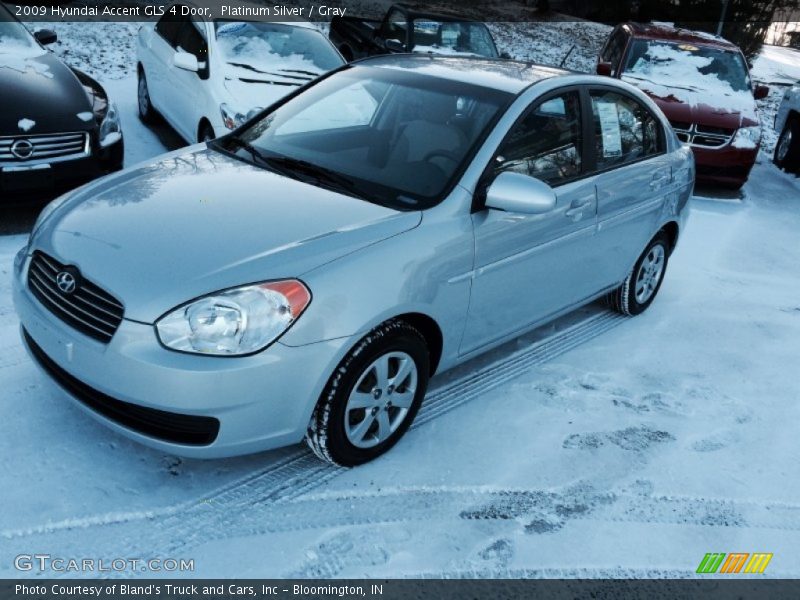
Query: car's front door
[
  {"left": 164, "top": 16, "right": 208, "bottom": 142},
  {"left": 147, "top": 13, "right": 182, "bottom": 114},
  {"left": 461, "top": 89, "right": 600, "bottom": 354}
]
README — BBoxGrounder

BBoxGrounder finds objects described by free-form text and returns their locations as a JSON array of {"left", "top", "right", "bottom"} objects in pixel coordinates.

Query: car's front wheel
[
  {"left": 137, "top": 68, "right": 157, "bottom": 124},
  {"left": 607, "top": 231, "right": 670, "bottom": 316},
  {"left": 306, "top": 320, "right": 430, "bottom": 466},
  {"left": 774, "top": 117, "right": 800, "bottom": 173}
]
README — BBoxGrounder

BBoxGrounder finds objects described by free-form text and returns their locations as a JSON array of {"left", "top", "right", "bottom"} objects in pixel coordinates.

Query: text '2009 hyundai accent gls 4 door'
[{"left": 14, "top": 56, "right": 693, "bottom": 466}]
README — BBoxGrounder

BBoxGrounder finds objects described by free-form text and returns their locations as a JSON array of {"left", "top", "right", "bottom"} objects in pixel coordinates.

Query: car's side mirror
[
  {"left": 34, "top": 29, "right": 57, "bottom": 45},
  {"left": 500, "top": 52, "right": 512, "bottom": 60},
  {"left": 753, "top": 84, "right": 769, "bottom": 100},
  {"left": 485, "top": 171, "right": 557, "bottom": 214},
  {"left": 173, "top": 51, "right": 199, "bottom": 72},
  {"left": 596, "top": 61, "right": 612, "bottom": 76},
  {"left": 384, "top": 39, "right": 405, "bottom": 52}
]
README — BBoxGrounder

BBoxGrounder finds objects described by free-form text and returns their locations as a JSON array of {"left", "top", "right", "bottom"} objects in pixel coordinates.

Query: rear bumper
[
  {"left": 12, "top": 248, "right": 352, "bottom": 458},
  {"left": 691, "top": 144, "right": 758, "bottom": 187},
  {"left": 0, "top": 138, "right": 123, "bottom": 202}
]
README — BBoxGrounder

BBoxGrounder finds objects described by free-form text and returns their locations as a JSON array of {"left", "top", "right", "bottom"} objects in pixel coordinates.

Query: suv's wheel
[
  {"left": 137, "top": 68, "right": 157, "bottom": 124},
  {"left": 774, "top": 117, "right": 800, "bottom": 173},
  {"left": 306, "top": 320, "right": 430, "bottom": 466},
  {"left": 607, "top": 231, "right": 670, "bottom": 316}
]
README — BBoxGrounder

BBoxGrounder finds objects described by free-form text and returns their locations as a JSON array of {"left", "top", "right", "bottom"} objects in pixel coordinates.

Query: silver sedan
[{"left": 13, "top": 56, "right": 692, "bottom": 466}]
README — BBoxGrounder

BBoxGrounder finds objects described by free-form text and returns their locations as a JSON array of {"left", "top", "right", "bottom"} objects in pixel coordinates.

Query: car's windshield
[
  {"left": 222, "top": 66, "right": 511, "bottom": 209},
  {"left": 622, "top": 39, "right": 750, "bottom": 92},
  {"left": 214, "top": 21, "right": 343, "bottom": 75},
  {"left": 0, "top": 20, "right": 40, "bottom": 54},
  {"left": 410, "top": 20, "right": 498, "bottom": 58}
]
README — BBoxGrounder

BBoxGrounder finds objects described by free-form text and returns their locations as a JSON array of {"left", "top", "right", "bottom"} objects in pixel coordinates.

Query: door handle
[
  {"left": 565, "top": 201, "right": 592, "bottom": 218},
  {"left": 649, "top": 170, "right": 671, "bottom": 190}
]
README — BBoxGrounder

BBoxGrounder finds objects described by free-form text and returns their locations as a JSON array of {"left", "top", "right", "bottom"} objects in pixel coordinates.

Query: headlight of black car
[{"left": 75, "top": 69, "right": 122, "bottom": 148}]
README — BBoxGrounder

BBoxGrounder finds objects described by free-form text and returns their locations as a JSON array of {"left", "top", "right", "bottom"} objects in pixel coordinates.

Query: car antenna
[{"left": 559, "top": 44, "right": 576, "bottom": 68}]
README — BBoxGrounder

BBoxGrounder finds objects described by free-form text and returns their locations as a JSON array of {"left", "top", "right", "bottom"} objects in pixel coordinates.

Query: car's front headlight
[
  {"left": 156, "top": 280, "right": 311, "bottom": 356},
  {"left": 220, "top": 103, "right": 246, "bottom": 130},
  {"left": 99, "top": 101, "right": 122, "bottom": 148},
  {"left": 731, "top": 125, "right": 761, "bottom": 149}
]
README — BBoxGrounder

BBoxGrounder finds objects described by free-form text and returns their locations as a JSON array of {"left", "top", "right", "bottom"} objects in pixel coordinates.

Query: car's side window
[
  {"left": 590, "top": 90, "right": 663, "bottom": 171},
  {"left": 176, "top": 18, "right": 207, "bottom": 60},
  {"left": 494, "top": 91, "right": 583, "bottom": 186},
  {"left": 154, "top": 12, "right": 182, "bottom": 47}
]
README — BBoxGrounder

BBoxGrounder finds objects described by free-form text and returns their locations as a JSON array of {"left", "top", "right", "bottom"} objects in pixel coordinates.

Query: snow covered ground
[{"left": 1, "top": 19, "right": 799, "bottom": 579}]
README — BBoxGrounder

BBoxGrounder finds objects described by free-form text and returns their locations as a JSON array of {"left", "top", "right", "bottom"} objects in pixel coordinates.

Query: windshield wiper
[
  {"left": 263, "top": 155, "right": 374, "bottom": 202},
  {"left": 221, "top": 136, "right": 270, "bottom": 165}
]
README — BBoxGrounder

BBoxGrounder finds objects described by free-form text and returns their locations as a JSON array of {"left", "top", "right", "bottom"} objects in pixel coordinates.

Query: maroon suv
[{"left": 597, "top": 23, "right": 769, "bottom": 189}]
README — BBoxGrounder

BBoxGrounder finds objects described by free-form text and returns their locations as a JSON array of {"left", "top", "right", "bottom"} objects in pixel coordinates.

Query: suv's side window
[
  {"left": 381, "top": 8, "right": 407, "bottom": 48},
  {"left": 590, "top": 89, "right": 663, "bottom": 171},
  {"left": 601, "top": 28, "right": 627, "bottom": 76},
  {"left": 494, "top": 91, "right": 582, "bottom": 186},
  {"left": 155, "top": 12, "right": 182, "bottom": 47}
]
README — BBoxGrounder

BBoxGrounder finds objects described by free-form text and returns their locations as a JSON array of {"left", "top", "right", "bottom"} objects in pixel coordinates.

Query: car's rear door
[
  {"left": 461, "top": 88, "right": 600, "bottom": 355},
  {"left": 587, "top": 86, "right": 673, "bottom": 287}
]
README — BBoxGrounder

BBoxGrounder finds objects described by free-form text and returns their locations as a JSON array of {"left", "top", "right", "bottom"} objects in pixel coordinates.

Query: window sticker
[{"left": 596, "top": 100, "right": 622, "bottom": 157}]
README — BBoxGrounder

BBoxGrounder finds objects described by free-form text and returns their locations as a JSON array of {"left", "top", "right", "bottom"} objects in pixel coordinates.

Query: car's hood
[
  {"left": 33, "top": 146, "right": 421, "bottom": 323},
  {"left": 622, "top": 75, "right": 759, "bottom": 129},
  {"left": 0, "top": 49, "right": 94, "bottom": 134},
  {"left": 221, "top": 62, "right": 321, "bottom": 110}
]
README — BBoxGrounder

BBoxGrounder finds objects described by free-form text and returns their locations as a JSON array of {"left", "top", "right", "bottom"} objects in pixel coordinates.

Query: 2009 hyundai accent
[{"left": 14, "top": 55, "right": 692, "bottom": 466}]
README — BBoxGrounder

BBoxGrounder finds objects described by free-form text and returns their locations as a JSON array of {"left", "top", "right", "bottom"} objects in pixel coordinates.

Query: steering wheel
[{"left": 422, "top": 149, "right": 461, "bottom": 167}]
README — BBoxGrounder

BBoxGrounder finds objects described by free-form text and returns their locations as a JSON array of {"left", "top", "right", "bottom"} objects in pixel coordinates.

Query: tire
[
  {"left": 306, "top": 320, "right": 430, "bottom": 466},
  {"left": 774, "top": 117, "right": 800, "bottom": 173},
  {"left": 137, "top": 68, "right": 157, "bottom": 124},
  {"left": 606, "top": 231, "right": 670, "bottom": 316},
  {"left": 198, "top": 122, "right": 216, "bottom": 143}
]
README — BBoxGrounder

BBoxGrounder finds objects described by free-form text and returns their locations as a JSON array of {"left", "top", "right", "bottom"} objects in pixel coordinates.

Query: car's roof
[
  {"left": 624, "top": 22, "right": 740, "bottom": 51},
  {"left": 356, "top": 55, "right": 571, "bottom": 94}
]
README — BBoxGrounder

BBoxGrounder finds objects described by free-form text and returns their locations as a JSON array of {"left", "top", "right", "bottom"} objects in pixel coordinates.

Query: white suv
[
  {"left": 774, "top": 82, "right": 800, "bottom": 173},
  {"left": 136, "top": 4, "right": 344, "bottom": 144}
]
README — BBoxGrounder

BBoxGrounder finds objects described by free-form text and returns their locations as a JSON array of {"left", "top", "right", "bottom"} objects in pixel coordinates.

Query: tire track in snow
[{"left": 1, "top": 310, "right": 627, "bottom": 554}]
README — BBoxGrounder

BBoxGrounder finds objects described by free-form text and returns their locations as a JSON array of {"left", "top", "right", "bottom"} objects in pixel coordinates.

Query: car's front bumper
[
  {"left": 691, "top": 144, "right": 758, "bottom": 187},
  {"left": 0, "top": 137, "right": 123, "bottom": 202},
  {"left": 12, "top": 248, "right": 350, "bottom": 458}
]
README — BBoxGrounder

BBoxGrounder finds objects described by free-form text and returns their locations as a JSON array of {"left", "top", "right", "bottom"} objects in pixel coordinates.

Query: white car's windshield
[
  {"left": 622, "top": 39, "right": 750, "bottom": 93},
  {"left": 0, "top": 20, "right": 40, "bottom": 54},
  {"left": 215, "top": 21, "right": 343, "bottom": 76},
  {"left": 411, "top": 20, "right": 498, "bottom": 58},
  {"left": 222, "top": 67, "right": 512, "bottom": 209}
]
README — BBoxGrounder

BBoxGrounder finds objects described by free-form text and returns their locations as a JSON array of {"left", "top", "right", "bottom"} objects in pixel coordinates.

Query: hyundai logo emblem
[
  {"left": 56, "top": 271, "right": 77, "bottom": 294},
  {"left": 10, "top": 139, "right": 34, "bottom": 160}
]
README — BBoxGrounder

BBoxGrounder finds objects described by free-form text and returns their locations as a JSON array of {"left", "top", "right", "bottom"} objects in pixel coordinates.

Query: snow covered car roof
[
  {"left": 624, "top": 22, "right": 740, "bottom": 52},
  {"left": 356, "top": 54, "right": 571, "bottom": 94}
]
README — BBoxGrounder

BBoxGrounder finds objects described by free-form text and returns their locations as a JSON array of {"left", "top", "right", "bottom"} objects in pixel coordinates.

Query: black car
[{"left": 0, "top": 5, "right": 123, "bottom": 200}]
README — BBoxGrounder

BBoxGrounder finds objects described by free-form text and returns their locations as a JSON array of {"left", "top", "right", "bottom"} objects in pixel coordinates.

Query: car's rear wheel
[
  {"left": 774, "top": 117, "right": 800, "bottom": 173},
  {"left": 306, "top": 320, "right": 429, "bottom": 466},
  {"left": 606, "top": 231, "right": 670, "bottom": 316},
  {"left": 137, "top": 68, "right": 157, "bottom": 124}
]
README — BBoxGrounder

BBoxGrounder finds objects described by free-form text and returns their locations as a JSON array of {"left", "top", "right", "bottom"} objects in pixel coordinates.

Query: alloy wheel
[
  {"left": 635, "top": 243, "right": 665, "bottom": 304},
  {"left": 344, "top": 351, "right": 418, "bottom": 449}
]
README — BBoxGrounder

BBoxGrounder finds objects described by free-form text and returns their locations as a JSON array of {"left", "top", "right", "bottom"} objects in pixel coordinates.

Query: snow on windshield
[
  {"left": 622, "top": 40, "right": 754, "bottom": 112},
  {"left": 215, "top": 22, "right": 340, "bottom": 77}
]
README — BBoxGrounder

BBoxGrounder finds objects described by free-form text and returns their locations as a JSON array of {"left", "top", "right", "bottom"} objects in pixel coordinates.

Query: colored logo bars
[{"left": 696, "top": 552, "right": 773, "bottom": 574}]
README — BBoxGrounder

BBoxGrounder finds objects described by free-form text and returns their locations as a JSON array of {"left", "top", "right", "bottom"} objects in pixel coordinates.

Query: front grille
[
  {"left": 0, "top": 132, "right": 90, "bottom": 165},
  {"left": 23, "top": 329, "right": 220, "bottom": 446},
  {"left": 27, "top": 251, "right": 124, "bottom": 343},
  {"left": 669, "top": 122, "right": 732, "bottom": 148}
]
